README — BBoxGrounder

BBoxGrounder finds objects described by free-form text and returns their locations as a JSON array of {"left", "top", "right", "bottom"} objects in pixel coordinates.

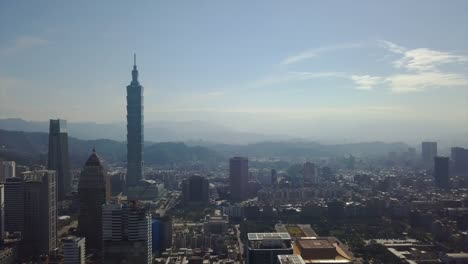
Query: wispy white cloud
[
  {"left": 386, "top": 72, "right": 468, "bottom": 93},
  {"left": 281, "top": 43, "right": 363, "bottom": 65},
  {"left": 351, "top": 75, "right": 384, "bottom": 90},
  {"left": 393, "top": 48, "right": 468, "bottom": 72},
  {"left": 375, "top": 40, "right": 468, "bottom": 92},
  {"left": 380, "top": 40, "right": 468, "bottom": 72},
  {"left": 1, "top": 35, "right": 49, "bottom": 55},
  {"left": 215, "top": 40, "right": 468, "bottom": 96},
  {"left": 378, "top": 40, "right": 406, "bottom": 54}
]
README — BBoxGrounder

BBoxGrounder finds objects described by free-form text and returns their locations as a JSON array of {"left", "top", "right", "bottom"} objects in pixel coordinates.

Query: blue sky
[{"left": 1, "top": 1, "right": 468, "bottom": 141}]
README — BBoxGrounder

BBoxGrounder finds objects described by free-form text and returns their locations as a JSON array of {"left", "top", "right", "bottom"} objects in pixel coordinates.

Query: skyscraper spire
[
  {"left": 131, "top": 53, "right": 138, "bottom": 83},
  {"left": 133, "top": 53, "right": 136, "bottom": 69}
]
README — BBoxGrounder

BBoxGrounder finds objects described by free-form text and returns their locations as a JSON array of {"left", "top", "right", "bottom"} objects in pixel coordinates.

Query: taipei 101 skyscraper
[{"left": 126, "top": 54, "right": 144, "bottom": 187}]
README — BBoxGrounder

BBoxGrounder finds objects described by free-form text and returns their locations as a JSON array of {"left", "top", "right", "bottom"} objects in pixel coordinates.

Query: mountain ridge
[
  {"left": 0, "top": 118, "right": 290, "bottom": 144},
  {"left": 0, "top": 129, "right": 223, "bottom": 168}
]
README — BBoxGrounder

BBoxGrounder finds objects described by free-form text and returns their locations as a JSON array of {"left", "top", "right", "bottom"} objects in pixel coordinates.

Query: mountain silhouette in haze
[
  {"left": 0, "top": 118, "right": 289, "bottom": 144},
  {"left": 0, "top": 129, "right": 222, "bottom": 168},
  {"left": 1, "top": 126, "right": 410, "bottom": 169}
]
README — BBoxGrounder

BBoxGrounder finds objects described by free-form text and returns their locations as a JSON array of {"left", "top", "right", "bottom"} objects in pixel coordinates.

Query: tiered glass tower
[{"left": 126, "top": 54, "right": 144, "bottom": 187}]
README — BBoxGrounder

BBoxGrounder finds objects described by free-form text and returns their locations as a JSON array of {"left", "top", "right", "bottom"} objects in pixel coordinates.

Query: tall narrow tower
[
  {"left": 126, "top": 54, "right": 144, "bottom": 187},
  {"left": 48, "top": 119, "right": 71, "bottom": 200}
]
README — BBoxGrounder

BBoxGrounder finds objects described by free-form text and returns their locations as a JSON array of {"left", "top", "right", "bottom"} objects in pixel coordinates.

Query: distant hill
[
  {"left": 0, "top": 129, "right": 223, "bottom": 168},
  {"left": 145, "top": 142, "right": 222, "bottom": 166},
  {"left": 0, "top": 118, "right": 290, "bottom": 144},
  {"left": 187, "top": 140, "right": 410, "bottom": 159},
  {"left": 0, "top": 127, "right": 410, "bottom": 169}
]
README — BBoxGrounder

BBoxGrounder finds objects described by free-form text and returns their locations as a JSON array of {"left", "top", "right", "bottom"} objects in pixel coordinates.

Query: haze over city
[{"left": 1, "top": 1, "right": 468, "bottom": 144}]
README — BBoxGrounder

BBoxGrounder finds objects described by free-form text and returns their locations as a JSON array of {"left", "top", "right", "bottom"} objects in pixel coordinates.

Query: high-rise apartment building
[
  {"left": 422, "top": 142, "right": 437, "bottom": 164},
  {"left": 434, "top": 156, "right": 450, "bottom": 189},
  {"left": 5, "top": 177, "right": 24, "bottom": 233},
  {"left": 48, "top": 119, "right": 71, "bottom": 200},
  {"left": 4, "top": 177, "right": 24, "bottom": 234},
  {"left": 154, "top": 213, "right": 172, "bottom": 253},
  {"left": 62, "top": 236, "right": 86, "bottom": 264},
  {"left": 102, "top": 203, "right": 152, "bottom": 264},
  {"left": 78, "top": 149, "right": 110, "bottom": 252},
  {"left": 0, "top": 161, "right": 15, "bottom": 182},
  {"left": 451, "top": 147, "right": 468, "bottom": 176},
  {"left": 229, "top": 157, "right": 249, "bottom": 201},
  {"left": 181, "top": 175, "right": 209, "bottom": 206},
  {"left": 126, "top": 55, "right": 144, "bottom": 187},
  {"left": 303, "top": 162, "right": 318, "bottom": 184},
  {"left": 23, "top": 170, "right": 57, "bottom": 257}
]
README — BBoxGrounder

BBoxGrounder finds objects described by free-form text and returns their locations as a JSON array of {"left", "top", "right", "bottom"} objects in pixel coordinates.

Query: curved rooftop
[{"left": 85, "top": 149, "right": 102, "bottom": 166}]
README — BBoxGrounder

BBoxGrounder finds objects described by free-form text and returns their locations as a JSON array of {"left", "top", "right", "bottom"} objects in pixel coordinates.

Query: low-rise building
[
  {"left": 246, "top": 233, "right": 293, "bottom": 264},
  {"left": 278, "top": 255, "right": 305, "bottom": 264}
]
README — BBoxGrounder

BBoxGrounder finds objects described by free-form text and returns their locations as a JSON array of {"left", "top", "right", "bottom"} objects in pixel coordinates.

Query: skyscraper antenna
[{"left": 134, "top": 53, "right": 136, "bottom": 67}]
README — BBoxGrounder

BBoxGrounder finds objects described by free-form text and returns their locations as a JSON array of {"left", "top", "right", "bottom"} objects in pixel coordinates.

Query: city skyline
[
  {"left": 2, "top": 2, "right": 468, "bottom": 263},
  {"left": 1, "top": 1, "right": 468, "bottom": 142}
]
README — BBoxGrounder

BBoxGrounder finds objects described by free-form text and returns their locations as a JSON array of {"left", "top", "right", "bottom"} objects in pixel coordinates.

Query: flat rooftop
[
  {"left": 294, "top": 239, "right": 353, "bottom": 263},
  {"left": 298, "top": 239, "right": 335, "bottom": 249},
  {"left": 248, "top": 233, "right": 293, "bottom": 250},
  {"left": 248, "top": 232, "right": 291, "bottom": 241},
  {"left": 278, "top": 255, "right": 306, "bottom": 264},
  {"left": 275, "top": 224, "right": 319, "bottom": 239}
]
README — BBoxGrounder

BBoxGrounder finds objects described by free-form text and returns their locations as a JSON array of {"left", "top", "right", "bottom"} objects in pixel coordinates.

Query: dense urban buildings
[
  {"left": 2, "top": 42, "right": 468, "bottom": 264},
  {"left": 102, "top": 202, "right": 152, "bottom": 264},
  {"left": 48, "top": 119, "right": 71, "bottom": 201},
  {"left": 181, "top": 175, "right": 209, "bottom": 206},
  {"left": 422, "top": 141, "right": 438, "bottom": 164},
  {"left": 62, "top": 236, "right": 86, "bottom": 264},
  {"left": 22, "top": 170, "right": 57, "bottom": 257},
  {"left": 229, "top": 157, "right": 249, "bottom": 201},
  {"left": 434, "top": 156, "right": 450, "bottom": 189},
  {"left": 0, "top": 161, "right": 15, "bottom": 182},
  {"left": 5, "top": 103, "right": 468, "bottom": 263},
  {"left": 126, "top": 55, "right": 144, "bottom": 187},
  {"left": 2, "top": 1, "right": 468, "bottom": 263},
  {"left": 77, "top": 149, "right": 110, "bottom": 252}
]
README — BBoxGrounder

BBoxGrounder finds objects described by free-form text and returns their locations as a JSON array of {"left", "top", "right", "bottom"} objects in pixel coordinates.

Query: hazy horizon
[
  {"left": 1, "top": 118, "right": 467, "bottom": 148},
  {"left": 1, "top": 1, "right": 468, "bottom": 143}
]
